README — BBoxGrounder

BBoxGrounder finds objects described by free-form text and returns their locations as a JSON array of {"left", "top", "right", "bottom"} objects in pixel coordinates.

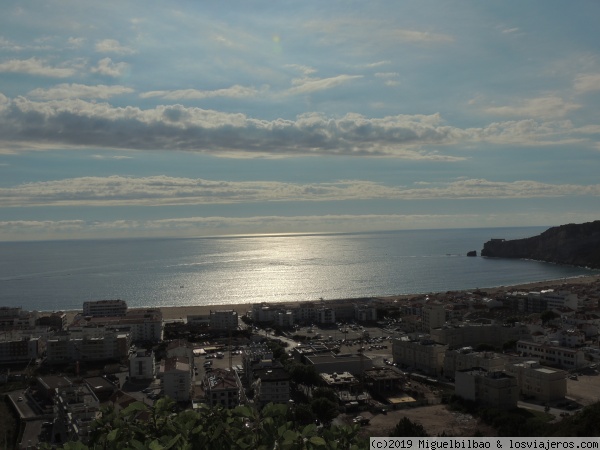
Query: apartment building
[
  {"left": 317, "top": 307, "right": 336, "bottom": 325},
  {"left": 83, "top": 299, "right": 128, "bottom": 317},
  {"left": 444, "top": 348, "right": 508, "bottom": 379},
  {"left": 355, "top": 305, "right": 377, "bottom": 323},
  {"left": 46, "top": 330, "right": 130, "bottom": 364},
  {"left": 209, "top": 310, "right": 238, "bottom": 330},
  {"left": 455, "top": 369, "right": 518, "bottom": 409},
  {"left": 202, "top": 368, "right": 241, "bottom": 409},
  {"left": 163, "top": 356, "right": 192, "bottom": 402},
  {"left": 253, "top": 367, "right": 290, "bottom": 407},
  {"left": 422, "top": 303, "right": 446, "bottom": 332},
  {"left": 129, "top": 349, "right": 156, "bottom": 380},
  {"left": 0, "top": 335, "right": 44, "bottom": 362},
  {"left": 516, "top": 340, "right": 586, "bottom": 370},
  {"left": 71, "top": 308, "right": 163, "bottom": 343},
  {"left": 242, "top": 344, "right": 273, "bottom": 384},
  {"left": 392, "top": 338, "right": 448, "bottom": 376},
  {"left": 305, "top": 353, "right": 374, "bottom": 376},
  {"left": 55, "top": 383, "right": 101, "bottom": 444},
  {"left": 430, "top": 323, "right": 531, "bottom": 349},
  {"left": 505, "top": 361, "right": 567, "bottom": 403}
]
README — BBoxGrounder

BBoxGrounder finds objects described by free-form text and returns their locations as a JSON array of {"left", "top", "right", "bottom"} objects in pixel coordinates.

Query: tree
[
  {"left": 390, "top": 417, "right": 429, "bottom": 437},
  {"left": 540, "top": 310, "right": 559, "bottom": 324},
  {"left": 310, "top": 397, "right": 340, "bottom": 426},
  {"left": 43, "top": 399, "right": 367, "bottom": 450}
]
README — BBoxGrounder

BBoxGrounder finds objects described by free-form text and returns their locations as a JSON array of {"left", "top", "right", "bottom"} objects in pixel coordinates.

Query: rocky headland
[{"left": 481, "top": 220, "right": 600, "bottom": 269}]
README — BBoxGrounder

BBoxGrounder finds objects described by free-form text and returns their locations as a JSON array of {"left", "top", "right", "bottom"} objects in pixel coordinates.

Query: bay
[{"left": 0, "top": 227, "right": 597, "bottom": 312}]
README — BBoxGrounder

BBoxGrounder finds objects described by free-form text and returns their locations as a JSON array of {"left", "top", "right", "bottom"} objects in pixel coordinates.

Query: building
[
  {"left": 129, "top": 349, "right": 156, "bottom": 380},
  {"left": 355, "top": 305, "right": 377, "bottom": 323},
  {"left": 363, "top": 367, "right": 404, "bottom": 394},
  {"left": 320, "top": 371, "right": 360, "bottom": 391},
  {"left": 392, "top": 338, "right": 448, "bottom": 376},
  {"left": 505, "top": 361, "right": 567, "bottom": 403},
  {"left": 71, "top": 308, "right": 163, "bottom": 343},
  {"left": 443, "top": 347, "right": 508, "bottom": 379},
  {"left": 455, "top": 369, "right": 518, "bottom": 409},
  {"left": 275, "top": 310, "right": 295, "bottom": 328},
  {"left": 0, "top": 335, "right": 44, "bottom": 362},
  {"left": 317, "top": 307, "right": 336, "bottom": 325},
  {"left": 253, "top": 367, "right": 290, "bottom": 407},
  {"left": 210, "top": 310, "right": 238, "bottom": 330},
  {"left": 422, "top": 303, "right": 446, "bottom": 332},
  {"left": 83, "top": 300, "right": 128, "bottom": 317},
  {"left": 305, "top": 353, "right": 374, "bottom": 376},
  {"left": 46, "top": 330, "right": 130, "bottom": 364},
  {"left": 0, "top": 307, "right": 38, "bottom": 330},
  {"left": 202, "top": 368, "right": 241, "bottom": 409},
  {"left": 163, "top": 356, "right": 193, "bottom": 402},
  {"left": 54, "top": 383, "right": 101, "bottom": 444},
  {"left": 242, "top": 344, "right": 274, "bottom": 384},
  {"left": 516, "top": 340, "right": 586, "bottom": 370},
  {"left": 430, "top": 323, "right": 531, "bottom": 349},
  {"left": 36, "top": 312, "right": 67, "bottom": 330}
]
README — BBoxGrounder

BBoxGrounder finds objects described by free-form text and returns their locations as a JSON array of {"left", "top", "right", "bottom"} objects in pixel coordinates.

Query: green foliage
[
  {"left": 310, "top": 397, "right": 339, "bottom": 426},
  {"left": 390, "top": 417, "right": 429, "bottom": 437},
  {"left": 46, "top": 398, "right": 366, "bottom": 450},
  {"left": 287, "top": 362, "right": 322, "bottom": 386},
  {"left": 540, "top": 310, "right": 559, "bottom": 324}
]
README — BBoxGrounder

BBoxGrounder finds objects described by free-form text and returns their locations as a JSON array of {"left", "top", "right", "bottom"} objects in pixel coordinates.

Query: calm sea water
[{"left": 1, "top": 227, "right": 597, "bottom": 312}]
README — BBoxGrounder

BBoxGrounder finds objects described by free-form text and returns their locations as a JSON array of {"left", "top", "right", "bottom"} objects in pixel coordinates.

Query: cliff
[{"left": 481, "top": 220, "right": 600, "bottom": 269}]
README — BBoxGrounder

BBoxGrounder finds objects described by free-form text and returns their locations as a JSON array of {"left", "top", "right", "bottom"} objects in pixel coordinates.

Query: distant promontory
[{"left": 481, "top": 220, "right": 600, "bottom": 269}]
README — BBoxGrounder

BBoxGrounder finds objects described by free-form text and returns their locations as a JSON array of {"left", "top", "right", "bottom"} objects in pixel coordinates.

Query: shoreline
[{"left": 56, "top": 274, "right": 600, "bottom": 322}]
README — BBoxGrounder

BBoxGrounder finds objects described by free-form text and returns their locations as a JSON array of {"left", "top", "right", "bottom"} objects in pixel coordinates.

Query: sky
[{"left": 1, "top": 1, "right": 599, "bottom": 241}]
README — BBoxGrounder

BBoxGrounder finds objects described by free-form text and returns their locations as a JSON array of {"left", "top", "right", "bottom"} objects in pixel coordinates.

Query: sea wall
[{"left": 481, "top": 221, "right": 600, "bottom": 269}]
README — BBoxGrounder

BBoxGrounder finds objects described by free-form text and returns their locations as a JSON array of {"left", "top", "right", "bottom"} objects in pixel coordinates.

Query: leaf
[
  {"left": 106, "top": 429, "right": 119, "bottom": 442},
  {"left": 149, "top": 439, "right": 164, "bottom": 450},
  {"left": 234, "top": 405, "right": 253, "bottom": 418},
  {"left": 309, "top": 436, "right": 327, "bottom": 447}
]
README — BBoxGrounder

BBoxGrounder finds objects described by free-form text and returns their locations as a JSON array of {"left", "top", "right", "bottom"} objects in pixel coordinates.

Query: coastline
[{"left": 58, "top": 274, "right": 600, "bottom": 322}]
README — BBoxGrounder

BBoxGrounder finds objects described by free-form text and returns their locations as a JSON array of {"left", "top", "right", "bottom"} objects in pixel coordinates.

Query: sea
[{"left": 1, "top": 227, "right": 598, "bottom": 312}]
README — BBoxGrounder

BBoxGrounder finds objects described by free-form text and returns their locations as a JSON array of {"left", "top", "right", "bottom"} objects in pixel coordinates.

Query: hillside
[{"left": 481, "top": 221, "right": 600, "bottom": 269}]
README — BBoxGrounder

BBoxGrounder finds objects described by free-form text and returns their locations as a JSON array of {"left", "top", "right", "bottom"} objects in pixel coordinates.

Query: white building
[
  {"left": 253, "top": 367, "right": 290, "bottom": 407},
  {"left": 202, "top": 368, "right": 241, "bottom": 409},
  {"left": 0, "top": 335, "right": 44, "bottom": 362},
  {"left": 55, "top": 383, "right": 101, "bottom": 444},
  {"left": 163, "top": 356, "right": 193, "bottom": 402},
  {"left": 505, "top": 361, "right": 567, "bottom": 403},
  {"left": 422, "top": 303, "right": 446, "bottom": 331},
  {"left": 46, "top": 330, "right": 130, "bottom": 364},
  {"left": 392, "top": 338, "right": 448, "bottom": 376},
  {"left": 355, "top": 305, "right": 377, "bottom": 322},
  {"left": 210, "top": 310, "right": 238, "bottom": 330},
  {"left": 71, "top": 308, "right": 163, "bottom": 343},
  {"left": 455, "top": 369, "right": 518, "bottom": 410},
  {"left": 317, "top": 307, "right": 335, "bottom": 325},
  {"left": 129, "top": 349, "right": 156, "bottom": 380},
  {"left": 517, "top": 340, "right": 587, "bottom": 369},
  {"left": 83, "top": 300, "right": 128, "bottom": 317},
  {"left": 275, "top": 311, "right": 295, "bottom": 328}
]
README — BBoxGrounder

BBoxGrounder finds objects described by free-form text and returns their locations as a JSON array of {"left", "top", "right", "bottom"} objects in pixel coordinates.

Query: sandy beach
[{"left": 57, "top": 273, "right": 599, "bottom": 322}]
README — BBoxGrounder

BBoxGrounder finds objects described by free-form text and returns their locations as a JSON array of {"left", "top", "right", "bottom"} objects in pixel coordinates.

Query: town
[{"left": 2, "top": 277, "right": 600, "bottom": 447}]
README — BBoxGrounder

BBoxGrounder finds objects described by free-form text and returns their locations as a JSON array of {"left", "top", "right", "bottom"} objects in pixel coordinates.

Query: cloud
[
  {"left": 288, "top": 74, "right": 363, "bottom": 95},
  {"left": 574, "top": 73, "right": 600, "bottom": 93},
  {"left": 0, "top": 95, "right": 594, "bottom": 157},
  {"left": 140, "top": 85, "right": 260, "bottom": 100},
  {"left": 27, "top": 84, "right": 134, "bottom": 100},
  {"left": 2, "top": 176, "right": 598, "bottom": 208},
  {"left": 0, "top": 57, "right": 75, "bottom": 77},
  {"left": 95, "top": 39, "right": 136, "bottom": 55},
  {"left": 483, "top": 96, "right": 582, "bottom": 119},
  {"left": 91, "top": 57, "right": 129, "bottom": 77},
  {"left": 4, "top": 210, "right": 600, "bottom": 241}
]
